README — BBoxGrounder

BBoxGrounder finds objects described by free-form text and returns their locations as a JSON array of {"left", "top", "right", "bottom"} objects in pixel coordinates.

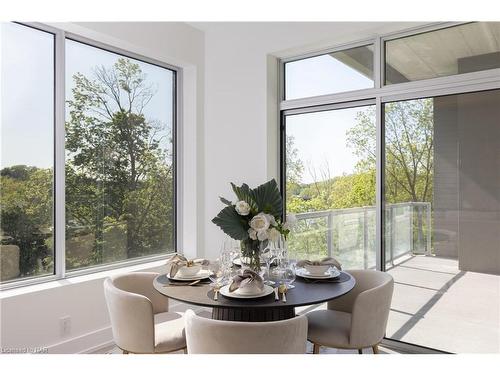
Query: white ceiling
[{"left": 189, "top": 22, "right": 430, "bottom": 57}]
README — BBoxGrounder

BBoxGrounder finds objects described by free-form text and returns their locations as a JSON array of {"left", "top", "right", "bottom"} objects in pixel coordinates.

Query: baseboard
[
  {"left": 46, "top": 302, "right": 207, "bottom": 354},
  {"left": 47, "top": 326, "right": 113, "bottom": 354}
]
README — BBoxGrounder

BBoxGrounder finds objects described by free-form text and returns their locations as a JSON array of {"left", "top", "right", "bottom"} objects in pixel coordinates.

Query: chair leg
[
  {"left": 122, "top": 350, "right": 129, "bottom": 354},
  {"left": 372, "top": 344, "right": 379, "bottom": 354},
  {"left": 183, "top": 347, "right": 188, "bottom": 354},
  {"left": 313, "top": 343, "right": 320, "bottom": 354},
  {"left": 358, "top": 348, "right": 363, "bottom": 354}
]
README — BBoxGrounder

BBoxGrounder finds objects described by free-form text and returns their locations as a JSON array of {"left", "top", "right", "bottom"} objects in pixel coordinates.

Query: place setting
[
  {"left": 295, "top": 257, "right": 351, "bottom": 283},
  {"left": 160, "top": 254, "right": 212, "bottom": 286}
]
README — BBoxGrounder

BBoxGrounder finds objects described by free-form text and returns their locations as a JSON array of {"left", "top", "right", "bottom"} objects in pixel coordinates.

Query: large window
[
  {"left": 384, "top": 90, "right": 500, "bottom": 352},
  {"left": 281, "top": 22, "right": 500, "bottom": 353},
  {"left": 65, "top": 40, "right": 176, "bottom": 271},
  {"left": 284, "top": 105, "right": 376, "bottom": 269},
  {"left": 0, "top": 23, "right": 177, "bottom": 286},
  {"left": 1, "top": 23, "right": 55, "bottom": 282}
]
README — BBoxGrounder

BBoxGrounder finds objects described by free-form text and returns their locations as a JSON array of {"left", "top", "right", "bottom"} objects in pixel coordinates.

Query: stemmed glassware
[
  {"left": 280, "top": 259, "right": 297, "bottom": 289},
  {"left": 260, "top": 241, "right": 275, "bottom": 285},
  {"left": 208, "top": 259, "right": 226, "bottom": 300},
  {"left": 220, "top": 237, "right": 240, "bottom": 269}
]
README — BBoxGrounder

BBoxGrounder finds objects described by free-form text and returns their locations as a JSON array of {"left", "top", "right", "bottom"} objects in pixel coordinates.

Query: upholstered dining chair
[
  {"left": 306, "top": 270, "right": 394, "bottom": 354},
  {"left": 104, "top": 271, "right": 187, "bottom": 354},
  {"left": 185, "top": 309, "right": 308, "bottom": 354}
]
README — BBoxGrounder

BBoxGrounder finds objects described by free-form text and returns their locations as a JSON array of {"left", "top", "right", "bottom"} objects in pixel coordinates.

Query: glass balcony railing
[{"left": 288, "top": 201, "right": 432, "bottom": 269}]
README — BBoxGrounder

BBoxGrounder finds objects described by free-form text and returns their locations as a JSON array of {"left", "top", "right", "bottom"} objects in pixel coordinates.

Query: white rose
[
  {"left": 248, "top": 228, "right": 257, "bottom": 240},
  {"left": 249, "top": 212, "right": 271, "bottom": 232},
  {"left": 257, "top": 229, "right": 268, "bottom": 241},
  {"left": 265, "top": 214, "right": 277, "bottom": 226},
  {"left": 267, "top": 227, "right": 280, "bottom": 242},
  {"left": 235, "top": 200, "right": 251, "bottom": 216}
]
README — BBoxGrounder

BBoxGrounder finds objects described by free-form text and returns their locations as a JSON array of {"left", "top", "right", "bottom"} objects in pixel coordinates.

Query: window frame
[
  {"left": 278, "top": 21, "right": 500, "bottom": 353},
  {"left": 1, "top": 22, "right": 181, "bottom": 290}
]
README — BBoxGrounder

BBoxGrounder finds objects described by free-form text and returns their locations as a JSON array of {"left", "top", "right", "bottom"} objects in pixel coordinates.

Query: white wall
[
  {"left": 197, "top": 22, "right": 427, "bottom": 258},
  {"left": 0, "top": 21, "right": 205, "bottom": 353}
]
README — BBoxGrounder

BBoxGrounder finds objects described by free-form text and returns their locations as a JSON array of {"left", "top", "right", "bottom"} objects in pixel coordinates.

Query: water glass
[{"left": 220, "top": 237, "right": 240, "bottom": 268}]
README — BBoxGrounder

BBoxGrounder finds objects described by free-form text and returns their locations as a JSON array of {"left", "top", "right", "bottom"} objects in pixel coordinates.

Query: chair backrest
[
  {"left": 103, "top": 272, "right": 167, "bottom": 353},
  {"left": 185, "top": 310, "right": 308, "bottom": 354},
  {"left": 328, "top": 270, "right": 394, "bottom": 348}
]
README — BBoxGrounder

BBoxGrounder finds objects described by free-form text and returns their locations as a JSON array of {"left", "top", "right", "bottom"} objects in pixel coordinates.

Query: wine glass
[
  {"left": 208, "top": 259, "right": 226, "bottom": 286},
  {"left": 260, "top": 241, "right": 276, "bottom": 285},
  {"left": 268, "top": 266, "right": 283, "bottom": 288},
  {"left": 281, "top": 260, "right": 296, "bottom": 289}
]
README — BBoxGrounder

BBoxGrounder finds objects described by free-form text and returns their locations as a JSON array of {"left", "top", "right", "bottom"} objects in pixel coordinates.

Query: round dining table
[{"left": 153, "top": 271, "right": 356, "bottom": 322}]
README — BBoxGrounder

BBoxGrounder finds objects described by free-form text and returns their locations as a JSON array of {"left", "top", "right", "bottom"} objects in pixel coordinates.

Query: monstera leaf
[
  {"left": 212, "top": 205, "right": 249, "bottom": 240},
  {"left": 251, "top": 179, "right": 282, "bottom": 218}
]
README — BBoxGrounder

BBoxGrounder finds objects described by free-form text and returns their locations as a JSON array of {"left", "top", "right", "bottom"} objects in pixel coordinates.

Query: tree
[
  {"left": 347, "top": 100, "right": 434, "bottom": 204},
  {"left": 0, "top": 166, "right": 53, "bottom": 277},
  {"left": 285, "top": 135, "right": 304, "bottom": 197},
  {"left": 65, "top": 58, "right": 173, "bottom": 264},
  {"left": 347, "top": 99, "right": 434, "bottom": 250}
]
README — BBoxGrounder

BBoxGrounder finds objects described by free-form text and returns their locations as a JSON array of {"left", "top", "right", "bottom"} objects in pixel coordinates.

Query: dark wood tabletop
[{"left": 153, "top": 271, "right": 355, "bottom": 310}]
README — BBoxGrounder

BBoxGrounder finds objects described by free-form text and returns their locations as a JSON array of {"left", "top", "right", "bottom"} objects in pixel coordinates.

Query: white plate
[
  {"left": 296, "top": 268, "right": 341, "bottom": 279},
  {"left": 219, "top": 284, "right": 274, "bottom": 299},
  {"left": 167, "top": 269, "right": 212, "bottom": 281},
  {"left": 233, "top": 258, "right": 266, "bottom": 266}
]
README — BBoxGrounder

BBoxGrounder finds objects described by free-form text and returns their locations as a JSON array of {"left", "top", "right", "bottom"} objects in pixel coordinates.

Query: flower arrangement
[{"left": 212, "top": 179, "right": 295, "bottom": 271}]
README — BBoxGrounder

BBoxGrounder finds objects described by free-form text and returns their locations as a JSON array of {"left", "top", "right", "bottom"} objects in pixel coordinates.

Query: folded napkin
[
  {"left": 166, "top": 254, "right": 209, "bottom": 277},
  {"left": 229, "top": 269, "right": 264, "bottom": 292},
  {"left": 296, "top": 257, "right": 342, "bottom": 270}
]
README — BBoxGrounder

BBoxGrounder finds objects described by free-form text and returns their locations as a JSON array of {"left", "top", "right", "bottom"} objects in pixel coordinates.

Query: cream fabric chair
[
  {"left": 104, "top": 272, "right": 187, "bottom": 354},
  {"left": 306, "top": 270, "right": 394, "bottom": 354},
  {"left": 185, "top": 309, "right": 308, "bottom": 354}
]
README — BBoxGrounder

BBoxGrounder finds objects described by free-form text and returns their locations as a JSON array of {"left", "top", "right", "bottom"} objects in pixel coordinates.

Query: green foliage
[
  {"left": 212, "top": 205, "right": 250, "bottom": 240},
  {"left": 285, "top": 99, "right": 434, "bottom": 260},
  {"left": 213, "top": 179, "right": 283, "bottom": 240},
  {"left": 230, "top": 183, "right": 257, "bottom": 213},
  {"left": 65, "top": 57, "right": 174, "bottom": 266},
  {"left": 0, "top": 166, "right": 53, "bottom": 277},
  {"left": 1, "top": 58, "right": 175, "bottom": 279},
  {"left": 250, "top": 179, "right": 283, "bottom": 218}
]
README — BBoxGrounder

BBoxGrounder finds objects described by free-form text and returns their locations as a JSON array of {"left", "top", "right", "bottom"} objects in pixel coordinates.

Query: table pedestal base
[{"left": 211, "top": 307, "right": 295, "bottom": 322}]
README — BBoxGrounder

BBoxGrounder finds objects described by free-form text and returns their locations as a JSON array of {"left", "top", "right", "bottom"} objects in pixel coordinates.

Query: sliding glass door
[
  {"left": 384, "top": 90, "right": 500, "bottom": 353},
  {"left": 283, "top": 104, "right": 376, "bottom": 269},
  {"left": 281, "top": 22, "right": 500, "bottom": 353}
]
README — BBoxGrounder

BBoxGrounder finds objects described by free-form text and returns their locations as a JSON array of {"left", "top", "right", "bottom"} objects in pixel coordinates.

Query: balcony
[{"left": 289, "top": 202, "right": 500, "bottom": 353}]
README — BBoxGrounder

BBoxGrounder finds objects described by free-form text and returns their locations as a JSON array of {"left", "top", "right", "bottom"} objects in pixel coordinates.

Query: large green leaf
[
  {"left": 230, "top": 183, "right": 258, "bottom": 212},
  {"left": 212, "top": 205, "right": 249, "bottom": 240},
  {"left": 250, "top": 179, "right": 283, "bottom": 218},
  {"left": 219, "top": 196, "right": 232, "bottom": 206}
]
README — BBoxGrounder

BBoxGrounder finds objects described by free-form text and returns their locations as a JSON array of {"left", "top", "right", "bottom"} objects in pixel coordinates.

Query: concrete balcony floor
[{"left": 385, "top": 255, "right": 500, "bottom": 353}]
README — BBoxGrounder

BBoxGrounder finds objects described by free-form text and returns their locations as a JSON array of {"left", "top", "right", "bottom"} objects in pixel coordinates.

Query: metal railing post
[
  {"left": 426, "top": 202, "right": 432, "bottom": 255},
  {"left": 327, "top": 211, "right": 333, "bottom": 257},
  {"left": 409, "top": 202, "right": 414, "bottom": 254},
  {"left": 363, "top": 208, "right": 369, "bottom": 269},
  {"left": 389, "top": 206, "right": 394, "bottom": 265}
]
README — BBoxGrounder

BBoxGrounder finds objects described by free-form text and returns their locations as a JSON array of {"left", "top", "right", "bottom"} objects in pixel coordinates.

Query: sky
[
  {"left": 1, "top": 22, "right": 174, "bottom": 170},
  {"left": 287, "top": 106, "right": 374, "bottom": 184},
  {"left": 285, "top": 52, "right": 375, "bottom": 184},
  {"left": 285, "top": 50, "right": 373, "bottom": 99}
]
